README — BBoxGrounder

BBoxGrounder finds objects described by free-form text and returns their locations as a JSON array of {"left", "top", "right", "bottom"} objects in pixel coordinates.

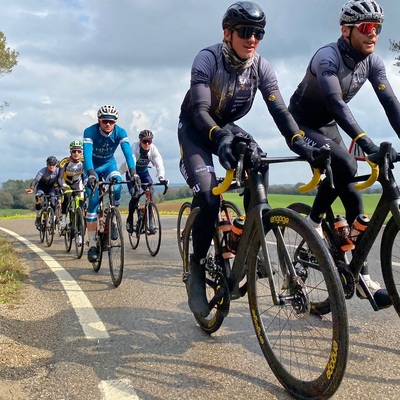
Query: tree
[
  {"left": 0, "top": 31, "right": 18, "bottom": 112},
  {"left": 389, "top": 39, "right": 400, "bottom": 70}
]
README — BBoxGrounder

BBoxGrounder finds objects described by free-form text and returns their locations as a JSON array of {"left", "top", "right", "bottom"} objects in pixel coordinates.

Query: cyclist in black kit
[
  {"left": 25, "top": 156, "right": 60, "bottom": 228},
  {"left": 288, "top": 0, "right": 400, "bottom": 308},
  {"left": 178, "top": 1, "right": 320, "bottom": 317}
]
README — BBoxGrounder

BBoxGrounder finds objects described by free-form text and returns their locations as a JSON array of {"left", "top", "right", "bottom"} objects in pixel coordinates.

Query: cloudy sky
[{"left": 1, "top": 0, "right": 400, "bottom": 186}]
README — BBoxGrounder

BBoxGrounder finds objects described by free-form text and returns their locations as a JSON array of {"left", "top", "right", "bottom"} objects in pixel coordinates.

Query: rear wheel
[
  {"left": 45, "top": 208, "right": 55, "bottom": 247},
  {"left": 108, "top": 208, "right": 124, "bottom": 287},
  {"left": 74, "top": 207, "right": 85, "bottom": 259},
  {"left": 247, "top": 208, "right": 349, "bottom": 399},
  {"left": 177, "top": 201, "right": 192, "bottom": 259},
  {"left": 145, "top": 202, "right": 161, "bottom": 256},
  {"left": 183, "top": 207, "right": 230, "bottom": 334},
  {"left": 381, "top": 216, "right": 400, "bottom": 317}
]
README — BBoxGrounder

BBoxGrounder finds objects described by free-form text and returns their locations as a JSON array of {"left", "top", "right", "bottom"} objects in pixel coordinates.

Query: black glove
[
  {"left": 244, "top": 140, "right": 262, "bottom": 170},
  {"left": 292, "top": 136, "right": 324, "bottom": 171},
  {"left": 212, "top": 128, "right": 237, "bottom": 170},
  {"left": 129, "top": 168, "right": 141, "bottom": 187},
  {"left": 355, "top": 135, "right": 379, "bottom": 155},
  {"left": 87, "top": 175, "right": 97, "bottom": 191}
]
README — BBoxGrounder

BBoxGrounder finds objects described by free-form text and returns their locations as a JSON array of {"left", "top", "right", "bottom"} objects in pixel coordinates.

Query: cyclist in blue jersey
[
  {"left": 83, "top": 105, "right": 140, "bottom": 262},
  {"left": 120, "top": 129, "right": 169, "bottom": 234},
  {"left": 177, "top": 1, "right": 320, "bottom": 317},
  {"left": 288, "top": 0, "right": 400, "bottom": 309},
  {"left": 25, "top": 156, "right": 60, "bottom": 228}
]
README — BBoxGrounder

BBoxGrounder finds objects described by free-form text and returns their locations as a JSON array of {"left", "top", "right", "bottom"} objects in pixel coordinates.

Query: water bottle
[
  {"left": 350, "top": 214, "right": 369, "bottom": 243},
  {"left": 218, "top": 220, "right": 233, "bottom": 259},
  {"left": 228, "top": 216, "right": 245, "bottom": 254},
  {"left": 333, "top": 215, "right": 355, "bottom": 252}
]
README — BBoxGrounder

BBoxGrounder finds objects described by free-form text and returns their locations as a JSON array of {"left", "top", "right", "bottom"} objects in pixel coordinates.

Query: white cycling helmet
[
  {"left": 340, "top": 0, "right": 384, "bottom": 25},
  {"left": 97, "top": 105, "right": 119, "bottom": 120}
]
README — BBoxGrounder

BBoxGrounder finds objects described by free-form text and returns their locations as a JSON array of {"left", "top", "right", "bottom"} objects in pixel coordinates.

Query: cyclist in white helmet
[
  {"left": 288, "top": 0, "right": 400, "bottom": 309},
  {"left": 83, "top": 105, "right": 140, "bottom": 262}
]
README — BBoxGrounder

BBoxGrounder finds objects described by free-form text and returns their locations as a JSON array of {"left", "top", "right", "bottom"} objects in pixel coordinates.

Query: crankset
[{"left": 336, "top": 261, "right": 355, "bottom": 299}]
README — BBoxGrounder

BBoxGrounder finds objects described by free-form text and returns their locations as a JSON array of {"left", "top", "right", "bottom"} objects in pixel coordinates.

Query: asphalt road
[{"left": 0, "top": 216, "right": 399, "bottom": 400}]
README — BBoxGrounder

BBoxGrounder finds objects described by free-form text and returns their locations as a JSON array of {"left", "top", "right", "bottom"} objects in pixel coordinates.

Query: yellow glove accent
[
  {"left": 208, "top": 126, "right": 219, "bottom": 141},
  {"left": 290, "top": 130, "right": 305, "bottom": 145},
  {"left": 354, "top": 132, "right": 367, "bottom": 142}
]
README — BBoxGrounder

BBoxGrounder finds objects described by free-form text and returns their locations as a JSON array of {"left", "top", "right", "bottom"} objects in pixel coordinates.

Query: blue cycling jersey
[{"left": 83, "top": 123, "right": 135, "bottom": 174}]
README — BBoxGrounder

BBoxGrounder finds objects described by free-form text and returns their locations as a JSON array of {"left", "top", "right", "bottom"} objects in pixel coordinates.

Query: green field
[
  {"left": 165, "top": 192, "right": 381, "bottom": 219},
  {"left": 0, "top": 193, "right": 381, "bottom": 220}
]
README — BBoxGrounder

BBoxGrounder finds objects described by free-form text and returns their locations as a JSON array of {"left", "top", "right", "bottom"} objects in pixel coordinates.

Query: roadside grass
[{"left": 0, "top": 236, "right": 28, "bottom": 304}]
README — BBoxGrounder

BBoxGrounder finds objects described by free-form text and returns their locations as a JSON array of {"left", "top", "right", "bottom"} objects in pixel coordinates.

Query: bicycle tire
[
  {"left": 128, "top": 207, "right": 141, "bottom": 250},
  {"left": 247, "top": 207, "right": 348, "bottom": 399},
  {"left": 177, "top": 201, "right": 192, "bottom": 259},
  {"left": 39, "top": 210, "right": 45, "bottom": 243},
  {"left": 220, "top": 200, "right": 241, "bottom": 219},
  {"left": 380, "top": 216, "right": 400, "bottom": 317},
  {"left": 92, "top": 232, "right": 103, "bottom": 272},
  {"left": 64, "top": 209, "right": 73, "bottom": 252},
  {"left": 108, "top": 207, "right": 124, "bottom": 287},
  {"left": 56, "top": 203, "right": 62, "bottom": 237},
  {"left": 74, "top": 206, "right": 85, "bottom": 259},
  {"left": 183, "top": 207, "right": 230, "bottom": 334},
  {"left": 145, "top": 202, "right": 161, "bottom": 256},
  {"left": 45, "top": 207, "right": 55, "bottom": 247}
]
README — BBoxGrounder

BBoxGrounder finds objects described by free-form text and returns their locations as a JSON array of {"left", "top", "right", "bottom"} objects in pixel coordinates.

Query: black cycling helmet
[
  {"left": 340, "top": 0, "right": 384, "bottom": 25},
  {"left": 46, "top": 156, "right": 57, "bottom": 166},
  {"left": 139, "top": 130, "right": 154, "bottom": 140},
  {"left": 222, "top": 1, "right": 266, "bottom": 30}
]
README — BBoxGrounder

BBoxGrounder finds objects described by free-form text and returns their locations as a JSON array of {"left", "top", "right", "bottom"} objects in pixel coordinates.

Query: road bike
[
  {"left": 90, "top": 177, "right": 129, "bottom": 287},
  {"left": 63, "top": 188, "right": 86, "bottom": 259},
  {"left": 177, "top": 182, "right": 242, "bottom": 259},
  {"left": 289, "top": 141, "right": 400, "bottom": 316},
  {"left": 182, "top": 142, "right": 348, "bottom": 399},
  {"left": 37, "top": 194, "right": 59, "bottom": 247},
  {"left": 128, "top": 181, "right": 168, "bottom": 256}
]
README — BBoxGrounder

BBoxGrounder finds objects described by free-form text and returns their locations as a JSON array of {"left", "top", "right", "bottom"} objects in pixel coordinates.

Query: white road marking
[
  {"left": 1, "top": 227, "right": 142, "bottom": 399},
  {"left": 0, "top": 227, "right": 108, "bottom": 339}
]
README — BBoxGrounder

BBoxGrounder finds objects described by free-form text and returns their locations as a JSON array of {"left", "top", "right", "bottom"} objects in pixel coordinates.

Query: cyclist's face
[
  {"left": 342, "top": 21, "right": 379, "bottom": 56},
  {"left": 224, "top": 25, "right": 261, "bottom": 60},
  {"left": 98, "top": 119, "right": 116, "bottom": 134},
  {"left": 47, "top": 164, "right": 56, "bottom": 171},
  {"left": 70, "top": 148, "right": 82, "bottom": 161}
]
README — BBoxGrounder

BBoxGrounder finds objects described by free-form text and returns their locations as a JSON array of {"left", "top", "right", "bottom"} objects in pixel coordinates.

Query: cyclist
[
  {"left": 57, "top": 140, "right": 85, "bottom": 232},
  {"left": 25, "top": 156, "right": 60, "bottom": 228},
  {"left": 120, "top": 129, "right": 169, "bottom": 234},
  {"left": 287, "top": 0, "right": 400, "bottom": 309},
  {"left": 83, "top": 105, "right": 140, "bottom": 262},
  {"left": 177, "top": 1, "right": 319, "bottom": 317}
]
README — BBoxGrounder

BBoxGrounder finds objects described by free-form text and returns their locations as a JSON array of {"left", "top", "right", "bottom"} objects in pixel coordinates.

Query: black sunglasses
[
  {"left": 100, "top": 119, "right": 116, "bottom": 125},
  {"left": 234, "top": 26, "right": 265, "bottom": 41},
  {"left": 141, "top": 139, "right": 152, "bottom": 144}
]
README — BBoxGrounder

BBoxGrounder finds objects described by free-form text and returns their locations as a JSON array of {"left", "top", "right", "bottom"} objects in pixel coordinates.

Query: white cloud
[{"left": 1, "top": 0, "right": 400, "bottom": 186}]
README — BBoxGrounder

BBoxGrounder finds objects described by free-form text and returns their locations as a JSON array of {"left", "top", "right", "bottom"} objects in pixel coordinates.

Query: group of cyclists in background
[{"left": 25, "top": 105, "right": 169, "bottom": 263}]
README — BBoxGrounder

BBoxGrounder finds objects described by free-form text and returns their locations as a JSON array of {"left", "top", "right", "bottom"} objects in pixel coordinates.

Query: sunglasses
[
  {"left": 71, "top": 149, "right": 82, "bottom": 154},
  {"left": 233, "top": 26, "right": 265, "bottom": 41},
  {"left": 141, "top": 139, "right": 152, "bottom": 144},
  {"left": 100, "top": 119, "right": 116, "bottom": 125},
  {"left": 345, "top": 22, "right": 382, "bottom": 35}
]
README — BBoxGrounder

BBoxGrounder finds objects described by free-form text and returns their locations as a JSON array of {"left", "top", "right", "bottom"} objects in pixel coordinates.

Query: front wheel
[
  {"left": 64, "top": 210, "right": 73, "bottom": 252},
  {"left": 381, "top": 216, "right": 400, "bottom": 317},
  {"left": 39, "top": 210, "right": 46, "bottom": 243},
  {"left": 74, "top": 207, "right": 85, "bottom": 259},
  {"left": 247, "top": 208, "right": 349, "bottom": 400},
  {"left": 92, "top": 232, "right": 103, "bottom": 272},
  {"left": 128, "top": 207, "right": 141, "bottom": 250},
  {"left": 107, "top": 208, "right": 124, "bottom": 287},
  {"left": 45, "top": 207, "right": 55, "bottom": 247},
  {"left": 145, "top": 202, "right": 161, "bottom": 256}
]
